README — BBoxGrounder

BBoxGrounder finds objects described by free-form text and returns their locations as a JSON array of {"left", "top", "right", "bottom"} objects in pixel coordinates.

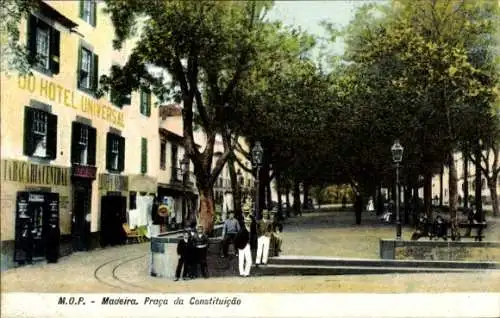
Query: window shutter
[
  {"left": 91, "top": 53, "right": 99, "bottom": 94},
  {"left": 147, "top": 93, "right": 151, "bottom": 116},
  {"left": 118, "top": 136, "right": 125, "bottom": 172},
  {"left": 91, "top": 1, "right": 97, "bottom": 27},
  {"left": 123, "top": 89, "right": 132, "bottom": 106},
  {"left": 23, "top": 107, "right": 35, "bottom": 156},
  {"left": 139, "top": 89, "right": 144, "bottom": 114},
  {"left": 87, "top": 126, "right": 97, "bottom": 166},
  {"left": 27, "top": 15, "right": 37, "bottom": 65},
  {"left": 49, "top": 28, "right": 60, "bottom": 74},
  {"left": 79, "top": 0, "right": 84, "bottom": 19},
  {"left": 141, "top": 138, "right": 147, "bottom": 174},
  {"left": 46, "top": 113, "right": 58, "bottom": 160},
  {"left": 71, "top": 122, "right": 82, "bottom": 164},
  {"left": 77, "top": 45, "right": 82, "bottom": 89},
  {"left": 105, "top": 132, "right": 112, "bottom": 170}
]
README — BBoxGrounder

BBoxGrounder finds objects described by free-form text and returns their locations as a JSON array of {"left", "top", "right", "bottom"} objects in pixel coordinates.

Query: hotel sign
[
  {"left": 17, "top": 74, "right": 125, "bottom": 128},
  {"left": 72, "top": 165, "right": 97, "bottom": 180},
  {"left": 1, "top": 159, "right": 70, "bottom": 186}
]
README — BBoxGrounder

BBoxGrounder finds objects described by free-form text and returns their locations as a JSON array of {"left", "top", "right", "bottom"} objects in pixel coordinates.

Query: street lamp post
[
  {"left": 391, "top": 140, "right": 404, "bottom": 240},
  {"left": 180, "top": 154, "right": 190, "bottom": 225},
  {"left": 251, "top": 141, "right": 264, "bottom": 220}
]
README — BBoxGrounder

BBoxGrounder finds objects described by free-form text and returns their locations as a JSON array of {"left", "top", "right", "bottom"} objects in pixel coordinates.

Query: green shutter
[
  {"left": 77, "top": 45, "right": 82, "bottom": 89},
  {"left": 46, "top": 113, "right": 58, "bottom": 160},
  {"left": 105, "top": 132, "right": 112, "bottom": 170},
  {"left": 141, "top": 138, "right": 148, "bottom": 174},
  {"left": 147, "top": 92, "right": 151, "bottom": 116},
  {"left": 71, "top": 122, "right": 81, "bottom": 164},
  {"left": 79, "top": 0, "right": 84, "bottom": 19},
  {"left": 87, "top": 126, "right": 97, "bottom": 166},
  {"left": 91, "top": 53, "right": 99, "bottom": 94},
  {"left": 140, "top": 89, "right": 145, "bottom": 114},
  {"left": 118, "top": 136, "right": 125, "bottom": 172},
  {"left": 91, "top": 0, "right": 97, "bottom": 27},
  {"left": 23, "top": 107, "right": 35, "bottom": 156},
  {"left": 49, "top": 28, "right": 60, "bottom": 74},
  {"left": 27, "top": 15, "right": 37, "bottom": 65}
]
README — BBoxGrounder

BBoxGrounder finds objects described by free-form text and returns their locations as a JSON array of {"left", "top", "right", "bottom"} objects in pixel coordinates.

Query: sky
[{"left": 266, "top": 1, "right": 385, "bottom": 57}]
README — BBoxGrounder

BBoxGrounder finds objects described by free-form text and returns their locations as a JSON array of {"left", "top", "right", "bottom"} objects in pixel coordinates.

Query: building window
[
  {"left": 78, "top": 45, "right": 98, "bottom": 93},
  {"left": 27, "top": 15, "right": 60, "bottom": 74},
  {"left": 23, "top": 106, "right": 57, "bottom": 159},
  {"left": 141, "top": 138, "right": 148, "bottom": 174},
  {"left": 80, "top": 0, "right": 96, "bottom": 26},
  {"left": 140, "top": 89, "right": 151, "bottom": 117},
  {"left": 106, "top": 133, "right": 125, "bottom": 172},
  {"left": 171, "top": 144, "right": 178, "bottom": 181},
  {"left": 71, "top": 122, "right": 96, "bottom": 165},
  {"left": 160, "top": 140, "right": 166, "bottom": 170}
]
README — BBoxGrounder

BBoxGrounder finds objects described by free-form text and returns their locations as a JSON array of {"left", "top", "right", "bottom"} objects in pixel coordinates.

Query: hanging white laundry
[{"left": 128, "top": 209, "right": 139, "bottom": 229}]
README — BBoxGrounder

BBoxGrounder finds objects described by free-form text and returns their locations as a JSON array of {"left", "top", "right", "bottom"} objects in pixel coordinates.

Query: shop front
[
  {"left": 98, "top": 173, "right": 128, "bottom": 247},
  {"left": 1, "top": 159, "right": 71, "bottom": 269},
  {"left": 70, "top": 164, "right": 96, "bottom": 251},
  {"left": 157, "top": 183, "right": 198, "bottom": 231}
]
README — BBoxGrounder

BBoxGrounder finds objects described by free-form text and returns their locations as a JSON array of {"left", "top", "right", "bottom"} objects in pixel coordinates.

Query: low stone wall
[
  {"left": 380, "top": 239, "right": 500, "bottom": 262},
  {"left": 150, "top": 224, "right": 244, "bottom": 279}
]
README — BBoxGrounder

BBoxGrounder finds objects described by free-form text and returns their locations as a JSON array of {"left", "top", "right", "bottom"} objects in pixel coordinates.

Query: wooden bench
[
  {"left": 123, "top": 224, "right": 146, "bottom": 244},
  {"left": 458, "top": 222, "right": 487, "bottom": 241}
]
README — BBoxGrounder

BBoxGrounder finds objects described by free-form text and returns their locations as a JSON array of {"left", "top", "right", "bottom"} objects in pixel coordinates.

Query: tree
[
  {"left": 103, "top": 0, "right": 273, "bottom": 232},
  {"left": 329, "top": 0, "right": 499, "bottom": 232},
  {"left": 0, "top": 0, "right": 37, "bottom": 75}
]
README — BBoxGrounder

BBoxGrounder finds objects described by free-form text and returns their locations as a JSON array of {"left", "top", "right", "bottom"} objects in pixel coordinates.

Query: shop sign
[
  {"left": 98, "top": 173, "right": 128, "bottom": 192},
  {"left": 1, "top": 159, "right": 70, "bottom": 186},
  {"left": 72, "top": 165, "right": 97, "bottom": 180}
]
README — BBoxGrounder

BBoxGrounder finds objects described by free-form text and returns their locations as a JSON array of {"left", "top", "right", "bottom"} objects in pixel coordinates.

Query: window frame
[
  {"left": 140, "top": 88, "right": 151, "bottom": 117},
  {"left": 27, "top": 14, "right": 60, "bottom": 76},
  {"left": 24, "top": 106, "right": 57, "bottom": 160},
  {"left": 77, "top": 43, "right": 99, "bottom": 95},
  {"left": 79, "top": 0, "right": 97, "bottom": 27},
  {"left": 160, "top": 140, "right": 166, "bottom": 170}
]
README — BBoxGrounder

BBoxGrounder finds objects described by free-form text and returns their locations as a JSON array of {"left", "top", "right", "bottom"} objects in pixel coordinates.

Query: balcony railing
[{"left": 170, "top": 166, "right": 195, "bottom": 187}]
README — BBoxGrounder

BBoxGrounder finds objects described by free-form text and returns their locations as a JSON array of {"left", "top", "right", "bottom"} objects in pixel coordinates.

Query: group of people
[
  {"left": 221, "top": 211, "right": 283, "bottom": 277},
  {"left": 174, "top": 222, "right": 209, "bottom": 281}
]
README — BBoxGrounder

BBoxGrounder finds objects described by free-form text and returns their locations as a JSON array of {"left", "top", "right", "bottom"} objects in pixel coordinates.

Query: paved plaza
[{"left": 2, "top": 210, "right": 500, "bottom": 293}]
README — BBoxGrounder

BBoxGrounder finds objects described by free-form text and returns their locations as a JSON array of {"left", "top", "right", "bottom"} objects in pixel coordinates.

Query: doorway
[
  {"left": 72, "top": 180, "right": 92, "bottom": 251},
  {"left": 100, "top": 194, "right": 127, "bottom": 247}
]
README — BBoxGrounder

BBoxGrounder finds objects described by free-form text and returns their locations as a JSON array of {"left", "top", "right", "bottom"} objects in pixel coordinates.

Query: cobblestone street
[{"left": 2, "top": 210, "right": 500, "bottom": 293}]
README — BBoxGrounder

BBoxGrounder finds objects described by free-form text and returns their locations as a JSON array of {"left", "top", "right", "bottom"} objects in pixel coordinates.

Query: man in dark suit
[{"left": 174, "top": 231, "right": 192, "bottom": 281}]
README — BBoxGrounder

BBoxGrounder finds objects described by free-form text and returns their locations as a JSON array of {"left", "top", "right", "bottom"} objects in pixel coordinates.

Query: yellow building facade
[{"left": 1, "top": 1, "right": 158, "bottom": 269}]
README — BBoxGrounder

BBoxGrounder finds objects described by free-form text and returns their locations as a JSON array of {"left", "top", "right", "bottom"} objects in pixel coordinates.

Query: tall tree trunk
[
  {"left": 258, "top": 165, "right": 267, "bottom": 215},
  {"left": 293, "top": 181, "right": 301, "bottom": 215},
  {"left": 354, "top": 193, "right": 363, "bottom": 225},
  {"left": 276, "top": 172, "right": 283, "bottom": 216},
  {"left": 376, "top": 185, "right": 384, "bottom": 215},
  {"left": 228, "top": 156, "right": 242, "bottom": 220},
  {"left": 448, "top": 153, "right": 459, "bottom": 239},
  {"left": 198, "top": 186, "right": 215, "bottom": 234},
  {"left": 266, "top": 182, "right": 272, "bottom": 210},
  {"left": 475, "top": 143, "right": 483, "bottom": 221},
  {"left": 302, "top": 182, "right": 310, "bottom": 209},
  {"left": 463, "top": 150, "right": 469, "bottom": 209},
  {"left": 404, "top": 185, "right": 411, "bottom": 225},
  {"left": 424, "top": 171, "right": 432, "bottom": 217},
  {"left": 488, "top": 177, "right": 499, "bottom": 217},
  {"left": 285, "top": 184, "right": 291, "bottom": 216},
  {"left": 439, "top": 166, "right": 444, "bottom": 206},
  {"left": 413, "top": 184, "right": 419, "bottom": 226}
]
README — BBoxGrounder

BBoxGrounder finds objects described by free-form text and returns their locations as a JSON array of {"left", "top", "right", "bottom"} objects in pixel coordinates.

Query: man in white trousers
[
  {"left": 256, "top": 209, "right": 272, "bottom": 265},
  {"left": 234, "top": 215, "right": 252, "bottom": 277}
]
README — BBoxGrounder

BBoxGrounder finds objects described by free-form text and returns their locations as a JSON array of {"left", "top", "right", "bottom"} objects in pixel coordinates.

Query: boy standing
[{"left": 256, "top": 210, "right": 272, "bottom": 265}]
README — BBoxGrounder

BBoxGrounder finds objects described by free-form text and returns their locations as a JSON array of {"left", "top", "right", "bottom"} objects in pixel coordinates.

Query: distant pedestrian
[
  {"left": 174, "top": 231, "right": 192, "bottom": 281},
  {"left": 367, "top": 198, "right": 375, "bottom": 216},
  {"left": 234, "top": 216, "right": 252, "bottom": 277},
  {"left": 194, "top": 225, "right": 209, "bottom": 278},
  {"left": 221, "top": 212, "right": 240, "bottom": 258}
]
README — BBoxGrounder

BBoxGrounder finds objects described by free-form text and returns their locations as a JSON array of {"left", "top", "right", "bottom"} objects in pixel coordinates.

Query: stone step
[
  {"left": 252, "top": 264, "right": 497, "bottom": 276},
  {"left": 268, "top": 255, "right": 500, "bottom": 270}
]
